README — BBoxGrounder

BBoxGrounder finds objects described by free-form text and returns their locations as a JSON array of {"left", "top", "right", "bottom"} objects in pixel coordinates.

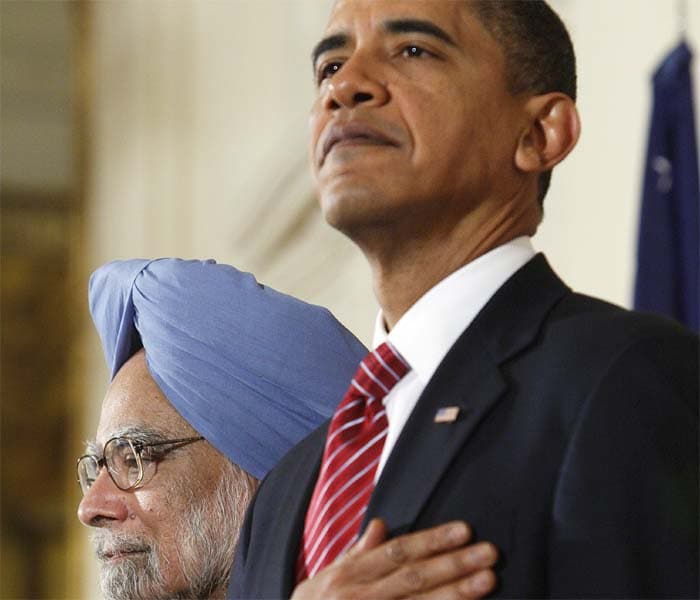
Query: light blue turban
[{"left": 89, "top": 258, "right": 367, "bottom": 479}]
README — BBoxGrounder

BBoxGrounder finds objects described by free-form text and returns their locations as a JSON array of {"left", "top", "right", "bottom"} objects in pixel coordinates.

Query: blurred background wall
[{"left": 1, "top": 1, "right": 698, "bottom": 598}]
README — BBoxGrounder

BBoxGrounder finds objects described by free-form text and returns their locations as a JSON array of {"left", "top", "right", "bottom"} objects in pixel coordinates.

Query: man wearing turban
[{"left": 78, "top": 258, "right": 368, "bottom": 599}]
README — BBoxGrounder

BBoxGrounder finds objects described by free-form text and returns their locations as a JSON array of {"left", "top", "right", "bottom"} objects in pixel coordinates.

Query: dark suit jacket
[{"left": 228, "top": 255, "right": 699, "bottom": 599}]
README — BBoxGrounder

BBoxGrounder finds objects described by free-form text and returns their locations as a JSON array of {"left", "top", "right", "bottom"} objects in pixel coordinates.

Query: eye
[
  {"left": 402, "top": 45, "right": 427, "bottom": 58},
  {"left": 317, "top": 61, "right": 342, "bottom": 84},
  {"left": 123, "top": 453, "right": 140, "bottom": 469}
]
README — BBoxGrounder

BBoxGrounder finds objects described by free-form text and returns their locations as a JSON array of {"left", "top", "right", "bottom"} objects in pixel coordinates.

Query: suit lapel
[
  {"left": 363, "top": 255, "right": 570, "bottom": 535},
  {"left": 364, "top": 341, "right": 506, "bottom": 534},
  {"left": 267, "top": 425, "right": 327, "bottom": 598}
]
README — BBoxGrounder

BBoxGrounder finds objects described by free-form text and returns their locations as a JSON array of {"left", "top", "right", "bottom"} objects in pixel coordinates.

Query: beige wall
[{"left": 79, "top": 1, "right": 699, "bottom": 597}]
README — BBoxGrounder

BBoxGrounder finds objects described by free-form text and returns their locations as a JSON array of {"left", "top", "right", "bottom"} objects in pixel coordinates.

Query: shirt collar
[{"left": 372, "top": 237, "right": 536, "bottom": 384}]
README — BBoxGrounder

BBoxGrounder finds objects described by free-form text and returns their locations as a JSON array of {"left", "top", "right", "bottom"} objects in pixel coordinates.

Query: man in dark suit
[{"left": 229, "top": 1, "right": 698, "bottom": 597}]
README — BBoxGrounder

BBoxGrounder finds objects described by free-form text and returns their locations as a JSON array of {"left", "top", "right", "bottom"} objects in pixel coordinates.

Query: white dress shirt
[{"left": 372, "top": 236, "right": 536, "bottom": 480}]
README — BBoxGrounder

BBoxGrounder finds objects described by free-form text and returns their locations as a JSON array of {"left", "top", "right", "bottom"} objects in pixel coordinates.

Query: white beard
[{"left": 92, "top": 461, "right": 257, "bottom": 600}]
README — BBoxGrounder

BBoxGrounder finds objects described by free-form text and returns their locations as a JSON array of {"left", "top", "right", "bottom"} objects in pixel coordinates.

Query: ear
[{"left": 515, "top": 93, "right": 580, "bottom": 174}]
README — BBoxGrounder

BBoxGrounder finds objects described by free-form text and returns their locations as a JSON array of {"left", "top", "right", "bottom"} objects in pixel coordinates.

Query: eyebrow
[
  {"left": 311, "top": 32, "right": 349, "bottom": 70},
  {"left": 311, "top": 18, "right": 457, "bottom": 71},
  {"left": 116, "top": 425, "right": 171, "bottom": 441},
  {"left": 83, "top": 427, "right": 171, "bottom": 456},
  {"left": 383, "top": 18, "right": 457, "bottom": 47}
]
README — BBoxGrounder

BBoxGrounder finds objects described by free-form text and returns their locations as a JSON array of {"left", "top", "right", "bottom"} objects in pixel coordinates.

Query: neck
[{"left": 364, "top": 195, "right": 540, "bottom": 330}]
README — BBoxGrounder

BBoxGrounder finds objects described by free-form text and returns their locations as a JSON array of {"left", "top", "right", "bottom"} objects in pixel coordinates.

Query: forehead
[
  {"left": 322, "top": 0, "right": 500, "bottom": 67},
  {"left": 96, "top": 353, "right": 193, "bottom": 443},
  {"left": 326, "top": 0, "right": 473, "bottom": 40}
]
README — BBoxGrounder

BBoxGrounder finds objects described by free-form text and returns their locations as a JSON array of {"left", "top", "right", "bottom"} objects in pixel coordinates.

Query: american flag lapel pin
[{"left": 434, "top": 406, "right": 460, "bottom": 423}]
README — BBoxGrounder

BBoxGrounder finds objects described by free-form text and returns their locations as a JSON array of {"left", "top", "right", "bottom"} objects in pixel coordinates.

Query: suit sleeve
[{"left": 548, "top": 333, "right": 698, "bottom": 598}]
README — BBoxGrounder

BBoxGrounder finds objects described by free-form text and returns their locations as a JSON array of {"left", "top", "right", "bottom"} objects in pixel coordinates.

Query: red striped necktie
[{"left": 296, "top": 341, "right": 411, "bottom": 582}]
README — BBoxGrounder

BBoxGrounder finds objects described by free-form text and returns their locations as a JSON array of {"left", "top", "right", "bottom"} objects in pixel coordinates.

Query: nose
[
  {"left": 324, "top": 54, "right": 389, "bottom": 111},
  {"left": 77, "top": 467, "right": 130, "bottom": 527}
]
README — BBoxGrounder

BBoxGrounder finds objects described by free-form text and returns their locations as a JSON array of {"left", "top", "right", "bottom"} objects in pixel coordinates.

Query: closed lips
[
  {"left": 96, "top": 542, "right": 149, "bottom": 561},
  {"left": 321, "top": 122, "right": 399, "bottom": 165},
  {"left": 99, "top": 548, "right": 146, "bottom": 561}
]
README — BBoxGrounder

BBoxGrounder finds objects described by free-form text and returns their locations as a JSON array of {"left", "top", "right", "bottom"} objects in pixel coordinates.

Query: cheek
[
  {"left": 398, "top": 83, "right": 472, "bottom": 164},
  {"left": 410, "top": 111, "right": 477, "bottom": 179},
  {"left": 308, "top": 102, "right": 326, "bottom": 172},
  {"left": 132, "top": 487, "right": 177, "bottom": 526},
  {"left": 136, "top": 490, "right": 188, "bottom": 576}
]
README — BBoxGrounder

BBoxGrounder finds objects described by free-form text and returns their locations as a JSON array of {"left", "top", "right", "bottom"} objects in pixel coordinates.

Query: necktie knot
[
  {"left": 331, "top": 342, "right": 410, "bottom": 429},
  {"left": 354, "top": 342, "right": 410, "bottom": 400}
]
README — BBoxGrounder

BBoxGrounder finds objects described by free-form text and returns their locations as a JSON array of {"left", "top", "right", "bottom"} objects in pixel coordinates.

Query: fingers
[
  {"left": 369, "top": 521, "right": 473, "bottom": 577},
  {"left": 346, "top": 519, "right": 388, "bottom": 557},
  {"left": 416, "top": 567, "right": 497, "bottom": 600},
  {"left": 333, "top": 520, "right": 473, "bottom": 584},
  {"left": 292, "top": 523, "right": 498, "bottom": 600},
  {"left": 375, "top": 541, "right": 498, "bottom": 599}
]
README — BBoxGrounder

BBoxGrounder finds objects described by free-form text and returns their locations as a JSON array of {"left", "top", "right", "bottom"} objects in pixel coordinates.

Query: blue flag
[{"left": 634, "top": 41, "right": 699, "bottom": 332}]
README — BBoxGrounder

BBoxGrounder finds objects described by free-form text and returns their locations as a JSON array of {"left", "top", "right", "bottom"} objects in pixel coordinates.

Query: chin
[
  {"left": 320, "top": 183, "right": 381, "bottom": 228},
  {"left": 320, "top": 196, "right": 367, "bottom": 238},
  {"left": 98, "top": 555, "right": 170, "bottom": 600}
]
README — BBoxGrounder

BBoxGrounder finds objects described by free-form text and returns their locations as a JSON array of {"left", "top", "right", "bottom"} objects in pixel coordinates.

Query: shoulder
[
  {"left": 250, "top": 421, "right": 328, "bottom": 504},
  {"left": 546, "top": 291, "right": 698, "bottom": 365},
  {"left": 270, "top": 423, "right": 328, "bottom": 474},
  {"left": 548, "top": 292, "right": 696, "bottom": 395}
]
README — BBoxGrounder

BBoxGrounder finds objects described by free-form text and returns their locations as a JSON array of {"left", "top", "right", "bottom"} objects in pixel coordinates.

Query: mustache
[{"left": 91, "top": 530, "right": 152, "bottom": 561}]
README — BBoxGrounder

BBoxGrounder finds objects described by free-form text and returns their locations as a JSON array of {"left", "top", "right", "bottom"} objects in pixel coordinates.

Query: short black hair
[{"left": 468, "top": 0, "right": 577, "bottom": 205}]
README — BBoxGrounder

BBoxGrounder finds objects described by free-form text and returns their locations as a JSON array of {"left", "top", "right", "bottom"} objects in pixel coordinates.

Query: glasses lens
[
  {"left": 104, "top": 437, "right": 143, "bottom": 490},
  {"left": 77, "top": 456, "right": 100, "bottom": 495}
]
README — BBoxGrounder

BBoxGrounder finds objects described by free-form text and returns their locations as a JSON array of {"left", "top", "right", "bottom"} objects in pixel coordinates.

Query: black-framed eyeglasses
[{"left": 76, "top": 435, "right": 204, "bottom": 495}]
